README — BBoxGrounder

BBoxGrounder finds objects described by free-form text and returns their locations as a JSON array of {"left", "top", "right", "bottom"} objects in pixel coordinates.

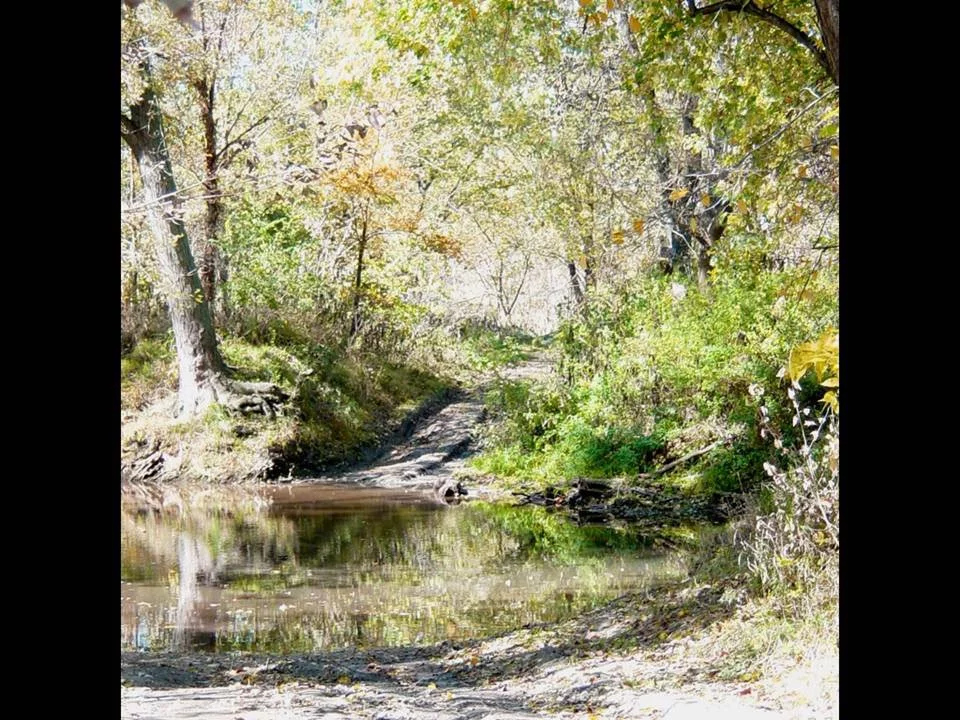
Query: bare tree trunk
[
  {"left": 582, "top": 229, "right": 595, "bottom": 295},
  {"left": 350, "top": 215, "right": 368, "bottom": 340},
  {"left": 496, "top": 254, "right": 530, "bottom": 323},
  {"left": 195, "top": 76, "right": 223, "bottom": 313},
  {"left": 814, "top": 0, "right": 839, "bottom": 85},
  {"left": 496, "top": 258, "right": 511, "bottom": 321},
  {"left": 122, "top": 82, "right": 228, "bottom": 416},
  {"left": 567, "top": 261, "right": 585, "bottom": 307},
  {"left": 122, "top": 61, "right": 286, "bottom": 418}
]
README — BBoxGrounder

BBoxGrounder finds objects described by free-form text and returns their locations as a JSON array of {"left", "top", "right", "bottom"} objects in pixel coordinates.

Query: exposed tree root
[{"left": 215, "top": 379, "right": 289, "bottom": 419}]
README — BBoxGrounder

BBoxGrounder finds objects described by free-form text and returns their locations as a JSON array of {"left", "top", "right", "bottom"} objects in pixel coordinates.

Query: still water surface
[{"left": 120, "top": 484, "right": 689, "bottom": 653}]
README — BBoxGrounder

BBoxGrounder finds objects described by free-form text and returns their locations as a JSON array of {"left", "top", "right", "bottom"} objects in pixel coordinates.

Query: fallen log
[
  {"left": 565, "top": 478, "right": 613, "bottom": 507},
  {"left": 434, "top": 477, "right": 468, "bottom": 504},
  {"left": 636, "top": 438, "right": 729, "bottom": 479}
]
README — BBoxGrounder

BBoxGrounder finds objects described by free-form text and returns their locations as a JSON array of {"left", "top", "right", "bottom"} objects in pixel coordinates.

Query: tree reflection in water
[{"left": 121, "top": 484, "right": 692, "bottom": 653}]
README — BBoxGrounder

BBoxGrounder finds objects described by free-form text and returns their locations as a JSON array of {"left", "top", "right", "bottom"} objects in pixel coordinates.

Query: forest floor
[{"left": 121, "top": 354, "right": 838, "bottom": 719}]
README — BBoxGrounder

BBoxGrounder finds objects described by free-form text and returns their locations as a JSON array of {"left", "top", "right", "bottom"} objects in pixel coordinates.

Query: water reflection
[{"left": 120, "top": 484, "right": 690, "bottom": 653}]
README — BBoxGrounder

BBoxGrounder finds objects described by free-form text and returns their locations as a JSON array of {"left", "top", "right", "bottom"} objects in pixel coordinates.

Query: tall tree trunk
[
  {"left": 567, "top": 261, "right": 585, "bottom": 307},
  {"left": 496, "top": 254, "right": 530, "bottom": 322},
  {"left": 350, "top": 215, "right": 368, "bottom": 340},
  {"left": 582, "top": 228, "right": 595, "bottom": 295},
  {"left": 122, "top": 82, "right": 227, "bottom": 416},
  {"left": 814, "top": 0, "right": 839, "bottom": 85},
  {"left": 195, "top": 76, "right": 223, "bottom": 313},
  {"left": 122, "top": 63, "right": 285, "bottom": 418}
]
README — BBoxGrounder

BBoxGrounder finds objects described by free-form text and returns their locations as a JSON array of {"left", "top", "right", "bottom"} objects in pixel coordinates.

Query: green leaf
[{"left": 818, "top": 123, "right": 838, "bottom": 138}]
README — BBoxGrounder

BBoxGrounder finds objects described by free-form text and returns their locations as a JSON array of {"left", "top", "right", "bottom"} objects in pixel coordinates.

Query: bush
[
  {"left": 739, "top": 375, "right": 839, "bottom": 609},
  {"left": 473, "top": 251, "right": 837, "bottom": 490}
]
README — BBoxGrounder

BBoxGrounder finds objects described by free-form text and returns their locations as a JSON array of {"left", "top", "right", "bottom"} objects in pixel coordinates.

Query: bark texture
[{"left": 814, "top": 0, "right": 839, "bottom": 85}]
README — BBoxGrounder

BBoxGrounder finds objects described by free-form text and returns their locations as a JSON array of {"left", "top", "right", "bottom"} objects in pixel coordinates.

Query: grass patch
[{"left": 120, "top": 336, "right": 176, "bottom": 411}]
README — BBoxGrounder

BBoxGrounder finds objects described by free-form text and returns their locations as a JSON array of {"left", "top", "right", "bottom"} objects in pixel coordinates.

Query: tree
[
  {"left": 122, "top": 5, "right": 285, "bottom": 417},
  {"left": 682, "top": 0, "right": 838, "bottom": 86}
]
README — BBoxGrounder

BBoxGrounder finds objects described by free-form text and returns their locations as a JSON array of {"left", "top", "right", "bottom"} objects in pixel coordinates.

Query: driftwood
[
  {"left": 512, "top": 473, "right": 742, "bottom": 526},
  {"left": 564, "top": 479, "right": 613, "bottom": 507},
  {"left": 513, "top": 485, "right": 564, "bottom": 507},
  {"left": 434, "top": 477, "right": 467, "bottom": 504},
  {"left": 637, "top": 438, "right": 729, "bottom": 479},
  {"left": 513, "top": 479, "right": 612, "bottom": 508}
]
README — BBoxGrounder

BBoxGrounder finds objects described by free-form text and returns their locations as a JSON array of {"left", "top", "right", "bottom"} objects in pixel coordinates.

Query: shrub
[{"left": 739, "top": 350, "right": 839, "bottom": 610}]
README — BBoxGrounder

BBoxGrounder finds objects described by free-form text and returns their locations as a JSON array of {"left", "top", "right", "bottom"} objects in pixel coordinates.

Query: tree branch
[
  {"left": 215, "top": 113, "right": 271, "bottom": 166},
  {"left": 684, "top": 1, "right": 833, "bottom": 82},
  {"left": 637, "top": 437, "right": 728, "bottom": 479}
]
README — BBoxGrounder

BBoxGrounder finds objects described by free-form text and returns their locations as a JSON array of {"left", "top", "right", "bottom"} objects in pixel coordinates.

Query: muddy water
[{"left": 120, "top": 485, "right": 689, "bottom": 654}]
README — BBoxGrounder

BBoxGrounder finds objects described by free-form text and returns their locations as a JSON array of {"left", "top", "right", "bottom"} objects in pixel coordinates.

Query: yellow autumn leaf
[
  {"left": 797, "top": 164, "right": 808, "bottom": 179},
  {"left": 736, "top": 198, "right": 748, "bottom": 214},
  {"left": 786, "top": 204, "right": 804, "bottom": 224},
  {"left": 611, "top": 229, "right": 625, "bottom": 245},
  {"left": 700, "top": 193, "right": 711, "bottom": 207},
  {"left": 632, "top": 218, "right": 645, "bottom": 233},
  {"left": 628, "top": 15, "right": 640, "bottom": 33},
  {"left": 578, "top": 0, "right": 590, "bottom": 6},
  {"left": 822, "top": 391, "right": 839, "bottom": 413},
  {"left": 787, "top": 328, "right": 838, "bottom": 384},
  {"left": 689, "top": 217, "right": 698, "bottom": 233},
  {"left": 830, "top": 145, "right": 839, "bottom": 159},
  {"left": 669, "top": 187, "right": 689, "bottom": 202},
  {"left": 606, "top": 0, "right": 615, "bottom": 10}
]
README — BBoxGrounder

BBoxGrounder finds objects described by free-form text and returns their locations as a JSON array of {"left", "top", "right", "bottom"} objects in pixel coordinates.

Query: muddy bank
[
  {"left": 120, "top": 384, "right": 465, "bottom": 485},
  {"left": 511, "top": 478, "right": 747, "bottom": 532}
]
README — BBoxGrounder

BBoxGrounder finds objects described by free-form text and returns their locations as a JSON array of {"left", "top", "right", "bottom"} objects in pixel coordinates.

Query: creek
[{"left": 121, "top": 483, "right": 695, "bottom": 654}]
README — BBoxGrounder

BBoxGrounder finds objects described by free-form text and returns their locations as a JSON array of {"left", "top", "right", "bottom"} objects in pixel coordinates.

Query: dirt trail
[
  {"left": 308, "top": 394, "right": 487, "bottom": 490},
  {"left": 291, "top": 352, "right": 555, "bottom": 493}
]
